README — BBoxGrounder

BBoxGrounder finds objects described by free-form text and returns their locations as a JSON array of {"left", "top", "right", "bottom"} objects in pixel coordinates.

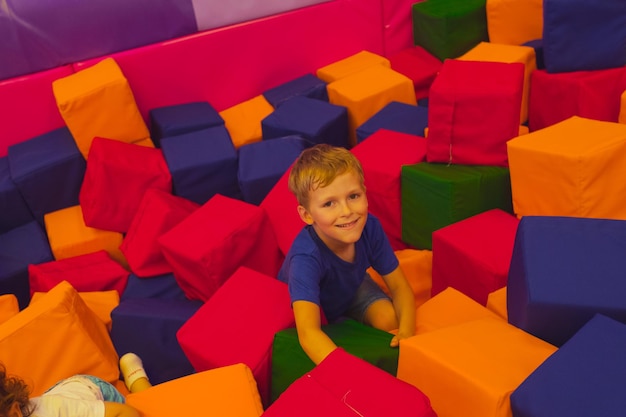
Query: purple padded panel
[
  {"left": 0, "top": 157, "right": 34, "bottom": 234},
  {"left": 0, "top": 0, "right": 196, "bottom": 81}
]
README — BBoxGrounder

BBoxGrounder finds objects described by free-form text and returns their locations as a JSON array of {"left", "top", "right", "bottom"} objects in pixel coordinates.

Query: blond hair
[{"left": 288, "top": 144, "right": 364, "bottom": 208}]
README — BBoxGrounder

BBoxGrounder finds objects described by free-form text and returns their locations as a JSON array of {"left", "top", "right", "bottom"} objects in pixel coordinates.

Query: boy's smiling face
[{"left": 297, "top": 170, "right": 368, "bottom": 255}]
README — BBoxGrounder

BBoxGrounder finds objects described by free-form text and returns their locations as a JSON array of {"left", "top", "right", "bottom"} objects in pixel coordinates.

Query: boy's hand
[{"left": 389, "top": 330, "right": 412, "bottom": 348}]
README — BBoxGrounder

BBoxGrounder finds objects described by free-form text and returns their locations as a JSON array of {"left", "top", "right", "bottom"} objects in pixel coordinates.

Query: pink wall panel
[
  {"left": 74, "top": 0, "right": 384, "bottom": 120},
  {"left": 0, "top": 66, "right": 73, "bottom": 157}
]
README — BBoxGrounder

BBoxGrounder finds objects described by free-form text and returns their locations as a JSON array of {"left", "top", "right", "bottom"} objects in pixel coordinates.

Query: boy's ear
[{"left": 297, "top": 205, "right": 314, "bottom": 225}]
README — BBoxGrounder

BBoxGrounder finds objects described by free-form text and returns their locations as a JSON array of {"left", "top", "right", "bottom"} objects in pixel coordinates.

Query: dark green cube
[
  {"left": 412, "top": 0, "right": 489, "bottom": 61},
  {"left": 401, "top": 162, "right": 513, "bottom": 250},
  {"left": 271, "top": 319, "right": 399, "bottom": 404}
]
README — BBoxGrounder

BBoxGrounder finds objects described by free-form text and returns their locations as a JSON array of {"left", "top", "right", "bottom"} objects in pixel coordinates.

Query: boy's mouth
[{"left": 336, "top": 219, "right": 358, "bottom": 228}]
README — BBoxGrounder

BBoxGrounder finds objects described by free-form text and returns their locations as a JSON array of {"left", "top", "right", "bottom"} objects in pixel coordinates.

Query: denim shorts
[{"left": 344, "top": 273, "right": 391, "bottom": 323}]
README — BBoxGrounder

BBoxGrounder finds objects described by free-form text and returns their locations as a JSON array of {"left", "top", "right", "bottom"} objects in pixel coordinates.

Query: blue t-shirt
[{"left": 277, "top": 213, "right": 398, "bottom": 322}]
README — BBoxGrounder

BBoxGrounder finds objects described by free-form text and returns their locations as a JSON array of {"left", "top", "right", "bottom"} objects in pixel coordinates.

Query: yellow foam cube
[
  {"left": 0, "top": 281, "right": 119, "bottom": 396},
  {"left": 507, "top": 116, "right": 626, "bottom": 219},
  {"left": 52, "top": 57, "right": 149, "bottom": 158},
  {"left": 127, "top": 364, "right": 263, "bottom": 417},
  {"left": 316, "top": 50, "right": 390, "bottom": 83},
  {"left": 398, "top": 317, "right": 556, "bottom": 417},
  {"left": 486, "top": 0, "right": 543, "bottom": 46},
  {"left": 459, "top": 42, "right": 536, "bottom": 123},
  {"left": 220, "top": 95, "right": 274, "bottom": 149},
  {"left": 44, "top": 205, "right": 127, "bottom": 268},
  {"left": 327, "top": 65, "right": 416, "bottom": 146}
]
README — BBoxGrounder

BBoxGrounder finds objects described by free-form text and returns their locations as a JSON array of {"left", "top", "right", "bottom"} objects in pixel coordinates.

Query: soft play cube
[
  {"left": 120, "top": 189, "right": 199, "bottom": 278},
  {"left": 177, "top": 267, "right": 294, "bottom": 406},
  {"left": 52, "top": 57, "right": 149, "bottom": 158},
  {"left": 219, "top": 95, "right": 274, "bottom": 149},
  {"left": 0, "top": 281, "right": 120, "bottom": 396},
  {"left": 44, "top": 205, "right": 126, "bottom": 267},
  {"left": 507, "top": 116, "right": 626, "bottom": 219},
  {"left": 508, "top": 215, "right": 626, "bottom": 347},
  {"left": 261, "top": 95, "right": 349, "bottom": 148},
  {"left": 327, "top": 65, "right": 417, "bottom": 146},
  {"left": 486, "top": 286, "right": 508, "bottom": 320},
  {"left": 30, "top": 289, "right": 120, "bottom": 332},
  {"left": 271, "top": 319, "right": 398, "bottom": 403},
  {"left": 148, "top": 101, "right": 224, "bottom": 148},
  {"left": 0, "top": 295, "right": 19, "bottom": 325},
  {"left": 110, "top": 297, "right": 202, "bottom": 385},
  {"left": 160, "top": 125, "right": 240, "bottom": 204},
  {"left": 265, "top": 348, "right": 436, "bottom": 417},
  {"left": 388, "top": 46, "right": 443, "bottom": 100},
  {"left": 316, "top": 50, "right": 390, "bottom": 83},
  {"left": 28, "top": 250, "right": 128, "bottom": 296},
  {"left": 426, "top": 59, "right": 524, "bottom": 167},
  {"left": 237, "top": 135, "right": 310, "bottom": 205},
  {"left": 412, "top": 0, "right": 489, "bottom": 61},
  {"left": 159, "top": 194, "right": 284, "bottom": 301},
  {"left": 0, "top": 157, "right": 34, "bottom": 234},
  {"left": 511, "top": 314, "right": 626, "bottom": 417},
  {"left": 523, "top": 38, "right": 545, "bottom": 70},
  {"left": 79, "top": 137, "right": 172, "bottom": 233},
  {"left": 528, "top": 66, "right": 626, "bottom": 132},
  {"left": 401, "top": 162, "right": 513, "bottom": 250},
  {"left": 355, "top": 101, "right": 428, "bottom": 143},
  {"left": 259, "top": 166, "right": 303, "bottom": 256},
  {"left": 397, "top": 317, "right": 557, "bottom": 417},
  {"left": 620, "top": 90, "right": 626, "bottom": 124},
  {"left": 0, "top": 221, "right": 53, "bottom": 309},
  {"left": 7, "top": 127, "right": 85, "bottom": 224},
  {"left": 485, "top": 0, "right": 543, "bottom": 46},
  {"left": 458, "top": 42, "right": 536, "bottom": 123},
  {"left": 262, "top": 73, "right": 328, "bottom": 108},
  {"left": 367, "top": 249, "right": 434, "bottom": 311},
  {"left": 431, "top": 209, "right": 519, "bottom": 305},
  {"left": 351, "top": 129, "right": 427, "bottom": 250},
  {"left": 542, "top": 0, "right": 626, "bottom": 73},
  {"left": 126, "top": 364, "right": 263, "bottom": 417},
  {"left": 414, "top": 287, "right": 503, "bottom": 335},
  {"left": 121, "top": 272, "right": 188, "bottom": 302}
]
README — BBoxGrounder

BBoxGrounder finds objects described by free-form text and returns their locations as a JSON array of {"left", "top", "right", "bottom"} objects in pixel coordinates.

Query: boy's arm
[
  {"left": 293, "top": 300, "right": 338, "bottom": 365},
  {"left": 382, "top": 266, "right": 416, "bottom": 347}
]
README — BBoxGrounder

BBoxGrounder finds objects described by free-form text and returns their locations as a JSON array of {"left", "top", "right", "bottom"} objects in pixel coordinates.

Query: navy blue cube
[
  {"left": 0, "top": 157, "right": 34, "bottom": 234},
  {"left": 522, "top": 39, "right": 545, "bottom": 70},
  {"left": 262, "top": 74, "right": 328, "bottom": 108},
  {"left": 7, "top": 127, "right": 85, "bottom": 224},
  {"left": 511, "top": 314, "right": 626, "bottom": 417},
  {"left": 110, "top": 297, "right": 202, "bottom": 385},
  {"left": 161, "top": 125, "right": 240, "bottom": 205},
  {"left": 261, "top": 96, "right": 349, "bottom": 148},
  {"left": 508, "top": 216, "right": 626, "bottom": 347},
  {"left": 238, "top": 135, "right": 311, "bottom": 205},
  {"left": 0, "top": 221, "right": 53, "bottom": 309},
  {"left": 356, "top": 101, "right": 429, "bottom": 143},
  {"left": 121, "top": 272, "right": 188, "bottom": 302},
  {"left": 149, "top": 101, "right": 224, "bottom": 148}
]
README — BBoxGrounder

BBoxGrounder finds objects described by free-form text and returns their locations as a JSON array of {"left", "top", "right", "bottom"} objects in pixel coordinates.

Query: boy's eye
[
  {"left": 322, "top": 201, "right": 334, "bottom": 208},
  {"left": 349, "top": 193, "right": 360, "bottom": 200}
]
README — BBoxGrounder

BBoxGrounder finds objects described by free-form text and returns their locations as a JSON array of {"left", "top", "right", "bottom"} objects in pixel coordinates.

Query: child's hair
[
  {"left": 288, "top": 144, "right": 365, "bottom": 208},
  {"left": 0, "top": 364, "right": 33, "bottom": 417}
]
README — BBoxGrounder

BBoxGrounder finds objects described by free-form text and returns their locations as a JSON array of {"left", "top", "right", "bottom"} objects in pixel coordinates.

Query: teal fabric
[
  {"left": 270, "top": 319, "right": 398, "bottom": 404},
  {"left": 412, "top": 0, "right": 488, "bottom": 60},
  {"left": 401, "top": 162, "right": 513, "bottom": 250}
]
